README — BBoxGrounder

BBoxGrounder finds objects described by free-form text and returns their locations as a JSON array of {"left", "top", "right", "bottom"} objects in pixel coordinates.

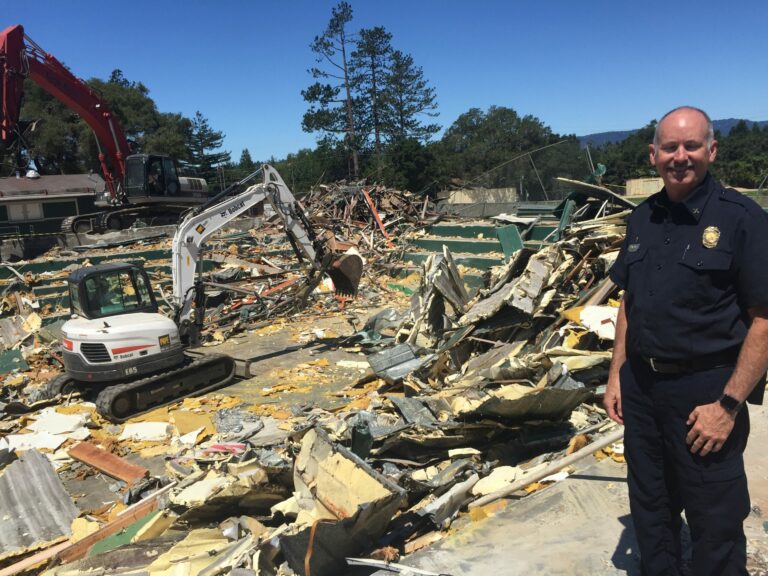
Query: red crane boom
[{"left": 0, "top": 24, "right": 130, "bottom": 199}]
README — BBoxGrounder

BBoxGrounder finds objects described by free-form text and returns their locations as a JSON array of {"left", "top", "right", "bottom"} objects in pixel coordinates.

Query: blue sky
[{"left": 4, "top": 1, "right": 767, "bottom": 162}]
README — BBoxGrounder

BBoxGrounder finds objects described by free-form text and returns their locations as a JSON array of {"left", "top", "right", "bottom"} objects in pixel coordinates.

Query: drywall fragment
[
  {"left": 178, "top": 427, "right": 205, "bottom": 446},
  {"left": 198, "top": 534, "right": 255, "bottom": 576},
  {"left": 449, "top": 384, "right": 589, "bottom": 423},
  {"left": 459, "top": 246, "right": 557, "bottom": 326},
  {"left": 448, "top": 447, "right": 481, "bottom": 458},
  {"left": 132, "top": 510, "right": 177, "bottom": 542},
  {"left": 561, "top": 304, "right": 619, "bottom": 340},
  {"left": 144, "top": 528, "right": 232, "bottom": 575},
  {"left": 171, "top": 410, "right": 215, "bottom": 437},
  {"left": 170, "top": 470, "right": 230, "bottom": 508},
  {"left": 28, "top": 408, "right": 90, "bottom": 435},
  {"left": 119, "top": 422, "right": 170, "bottom": 442},
  {"left": 5, "top": 432, "right": 68, "bottom": 452},
  {"left": 337, "top": 360, "right": 371, "bottom": 370},
  {"left": 279, "top": 426, "right": 406, "bottom": 576},
  {"left": 471, "top": 466, "right": 522, "bottom": 497}
]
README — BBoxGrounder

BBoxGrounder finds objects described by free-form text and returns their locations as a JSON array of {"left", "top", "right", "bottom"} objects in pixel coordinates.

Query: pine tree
[
  {"left": 350, "top": 26, "right": 393, "bottom": 181},
  {"left": 190, "top": 111, "right": 230, "bottom": 187},
  {"left": 384, "top": 50, "right": 440, "bottom": 143},
  {"left": 239, "top": 148, "right": 256, "bottom": 172},
  {"left": 301, "top": 2, "right": 360, "bottom": 179}
]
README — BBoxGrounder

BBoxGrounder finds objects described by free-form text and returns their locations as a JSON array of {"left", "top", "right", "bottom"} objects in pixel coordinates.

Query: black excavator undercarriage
[{"left": 45, "top": 353, "right": 236, "bottom": 423}]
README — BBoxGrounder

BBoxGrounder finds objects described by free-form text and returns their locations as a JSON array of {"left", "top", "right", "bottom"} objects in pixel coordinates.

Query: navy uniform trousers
[{"left": 620, "top": 357, "right": 750, "bottom": 576}]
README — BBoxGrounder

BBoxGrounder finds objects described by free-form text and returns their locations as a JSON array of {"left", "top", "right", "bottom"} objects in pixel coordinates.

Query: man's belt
[{"left": 641, "top": 348, "right": 740, "bottom": 374}]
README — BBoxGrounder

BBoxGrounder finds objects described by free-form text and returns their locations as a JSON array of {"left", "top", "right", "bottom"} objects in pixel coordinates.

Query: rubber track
[
  {"left": 95, "top": 353, "right": 236, "bottom": 423},
  {"left": 97, "top": 206, "right": 152, "bottom": 231},
  {"left": 43, "top": 373, "right": 78, "bottom": 399},
  {"left": 60, "top": 213, "right": 101, "bottom": 234},
  {"left": 97, "top": 204, "right": 200, "bottom": 231}
]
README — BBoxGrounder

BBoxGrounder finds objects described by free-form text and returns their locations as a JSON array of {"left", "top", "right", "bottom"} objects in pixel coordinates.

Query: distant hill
[{"left": 578, "top": 119, "right": 768, "bottom": 147}]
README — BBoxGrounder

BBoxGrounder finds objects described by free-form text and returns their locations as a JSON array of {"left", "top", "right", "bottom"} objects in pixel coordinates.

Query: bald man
[{"left": 606, "top": 106, "right": 768, "bottom": 576}]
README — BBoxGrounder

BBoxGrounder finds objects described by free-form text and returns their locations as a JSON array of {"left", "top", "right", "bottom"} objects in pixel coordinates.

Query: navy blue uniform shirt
[{"left": 610, "top": 173, "right": 768, "bottom": 364}]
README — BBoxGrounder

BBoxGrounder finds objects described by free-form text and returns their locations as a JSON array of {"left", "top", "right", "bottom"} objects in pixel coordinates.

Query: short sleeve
[
  {"left": 609, "top": 230, "right": 630, "bottom": 289},
  {"left": 734, "top": 205, "right": 768, "bottom": 308}
]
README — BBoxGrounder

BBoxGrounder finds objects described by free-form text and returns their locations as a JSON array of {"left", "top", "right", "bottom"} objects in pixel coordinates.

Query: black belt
[{"left": 641, "top": 348, "right": 740, "bottom": 374}]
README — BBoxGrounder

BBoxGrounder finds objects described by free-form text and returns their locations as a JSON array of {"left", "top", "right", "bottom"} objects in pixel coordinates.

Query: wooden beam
[
  {"left": 56, "top": 482, "right": 176, "bottom": 565},
  {"left": 469, "top": 427, "right": 625, "bottom": 509},
  {"left": 68, "top": 442, "right": 148, "bottom": 484}
]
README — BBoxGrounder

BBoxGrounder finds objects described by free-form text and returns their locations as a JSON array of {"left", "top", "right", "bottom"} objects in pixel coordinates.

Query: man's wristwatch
[{"left": 718, "top": 393, "right": 743, "bottom": 414}]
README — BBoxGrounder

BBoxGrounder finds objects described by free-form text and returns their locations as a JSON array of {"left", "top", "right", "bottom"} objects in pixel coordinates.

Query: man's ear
[
  {"left": 708, "top": 139, "right": 718, "bottom": 162},
  {"left": 648, "top": 144, "right": 656, "bottom": 166}
]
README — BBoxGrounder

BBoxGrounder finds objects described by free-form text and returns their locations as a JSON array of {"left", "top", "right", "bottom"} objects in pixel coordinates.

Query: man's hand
[
  {"left": 686, "top": 402, "right": 736, "bottom": 456},
  {"left": 603, "top": 371, "right": 623, "bottom": 424}
]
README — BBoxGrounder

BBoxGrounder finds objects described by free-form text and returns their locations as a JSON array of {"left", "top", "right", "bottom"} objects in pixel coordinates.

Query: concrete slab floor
[
  {"left": 194, "top": 312, "right": 373, "bottom": 410},
  {"left": 360, "top": 404, "right": 768, "bottom": 576}
]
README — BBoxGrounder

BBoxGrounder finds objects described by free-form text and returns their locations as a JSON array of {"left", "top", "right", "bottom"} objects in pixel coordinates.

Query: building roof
[{"left": 0, "top": 174, "right": 105, "bottom": 197}]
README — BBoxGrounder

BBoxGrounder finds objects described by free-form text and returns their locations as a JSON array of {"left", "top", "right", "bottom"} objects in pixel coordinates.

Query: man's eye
[
  {"left": 661, "top": 145, "right": 677, "bottom": 153},
  {"left": 685, "top": 143, "right": 703, "bottom": 151}
]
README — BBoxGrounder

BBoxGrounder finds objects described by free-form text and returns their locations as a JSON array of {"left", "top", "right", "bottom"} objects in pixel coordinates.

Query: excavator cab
[
  {"left": 124, "top": 154, "right": 182, "bottom": 200},
  {"left": 69, "top": 262, "right": 158, "bottom": 320}
]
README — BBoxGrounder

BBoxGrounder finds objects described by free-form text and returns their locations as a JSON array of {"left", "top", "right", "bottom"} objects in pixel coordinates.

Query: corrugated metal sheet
[{"left": 0, "top": 449, "right": 78, "bottom": 560}]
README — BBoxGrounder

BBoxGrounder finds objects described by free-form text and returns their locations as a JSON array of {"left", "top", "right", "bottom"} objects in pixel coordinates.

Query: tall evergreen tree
[
  {"left": 190, "top": 111, "right": 230, "bottom": 188},
  {"left": 350, "top": 26, "right": 393, "bottom": 181},
  {"left": 301, "top": 1, "right": 360, "bottom": 179},
  {"left": 384, "top": 50, "right": 440, "bottom": 143},
  {"left": 239, "top": 148, "right": 256, "bottom": 172}
]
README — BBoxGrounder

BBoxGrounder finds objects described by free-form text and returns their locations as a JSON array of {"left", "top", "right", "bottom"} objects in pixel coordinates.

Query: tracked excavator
[
  {"left": 49, "top": 165, "right": 363, "bottom": 422},
  {"left": 0, "top": 24, "right": 209, "bottom": 232}
]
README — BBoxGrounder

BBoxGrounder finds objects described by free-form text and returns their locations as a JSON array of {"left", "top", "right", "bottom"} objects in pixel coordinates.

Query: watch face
[{"left": 720, "top": 394, "right": 741, "bottom": 412}]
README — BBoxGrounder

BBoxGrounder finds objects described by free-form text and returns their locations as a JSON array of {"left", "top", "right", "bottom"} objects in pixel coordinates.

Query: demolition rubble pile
[
  {"left": 0, "top": 195, "right": 633, "bottom": 575},
  {"left": 306, "top": 181, "right": 434, "bottom": 228},
  {"left": 304, "top": 181, "right": 440, "bottom": 255}
]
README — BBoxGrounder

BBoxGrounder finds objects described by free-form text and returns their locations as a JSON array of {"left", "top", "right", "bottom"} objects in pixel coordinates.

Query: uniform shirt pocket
[
  {"left": 623, "top": 246, "right": 648, "bottom": 289},
  {"left": 675, "top": 247, "right": 734, "bottom": 307}
]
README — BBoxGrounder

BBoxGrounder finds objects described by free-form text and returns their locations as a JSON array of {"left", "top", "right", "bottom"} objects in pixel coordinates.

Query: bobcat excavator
[{"left": 50, "top": 165, "right": 363, "bottom": 422}]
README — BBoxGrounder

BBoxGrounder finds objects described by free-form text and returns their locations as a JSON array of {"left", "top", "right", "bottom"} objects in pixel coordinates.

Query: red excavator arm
[{"left": 0, "top": 24, "right": 130, "bottom": 199}]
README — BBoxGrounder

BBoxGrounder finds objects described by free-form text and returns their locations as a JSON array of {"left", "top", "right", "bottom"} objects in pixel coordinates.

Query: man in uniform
[{"left": 605, "top": 106, "right": 768, "bottom": 576}]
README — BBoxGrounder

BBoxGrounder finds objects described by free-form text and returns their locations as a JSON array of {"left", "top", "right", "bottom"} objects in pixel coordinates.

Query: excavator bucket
[{"left": 328, "top": 253, "right": 364, "bottom": 297}]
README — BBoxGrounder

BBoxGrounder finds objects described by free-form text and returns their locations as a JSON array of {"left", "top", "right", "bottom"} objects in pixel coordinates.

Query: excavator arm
[
  {"left": 0, "top": 24, "right": 130, "bottom": 198},
  {"left": 171, "top": 164, "right": 362, "bottom": 332},
  {"left": 56, "top": 166, "right": 361, "bottom": 421}
]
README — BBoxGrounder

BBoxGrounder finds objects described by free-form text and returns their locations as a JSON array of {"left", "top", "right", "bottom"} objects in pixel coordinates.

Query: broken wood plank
[
  {"left": 68, "top": 442, "right": 149, "bottom": 484},
  {"left": 361, "top": 188, "right": 394, "bottom": 248},
  {"left": 469, "top": 427, "right": 624, "bottom": 509},
  {"left": 0, "top": 482, "right": 177, "bottom": 575},
  {"left": 0, "top": 541, "right": 70, "bottom": 576},
  {"left": 56, "top": 481, "right": 176, "bottom": 564}
]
